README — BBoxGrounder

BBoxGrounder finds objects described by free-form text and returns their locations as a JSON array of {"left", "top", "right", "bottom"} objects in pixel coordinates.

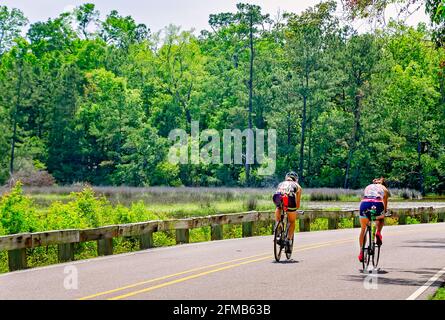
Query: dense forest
[{"left": 0, "top": 0, "right": 444, "bottom": 193}]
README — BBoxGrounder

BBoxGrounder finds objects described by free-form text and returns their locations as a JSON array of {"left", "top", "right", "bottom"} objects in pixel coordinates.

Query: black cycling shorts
[
  {"left": 273, "top": 193, "right": 297, "bottom": 212},
  {"left": 359, "top": 201, "right": 384, "bottom": 219}
]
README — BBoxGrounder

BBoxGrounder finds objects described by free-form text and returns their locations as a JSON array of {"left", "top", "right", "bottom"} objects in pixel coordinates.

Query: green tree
[
  {"left": 342, "top": 34, "right": 381, "bottom": 188},
  {"left": 46, "top": 63, "right": 83, "bottom": 183},
  {"left": 113, "top": 125, "right": 173, "bottom": 186},
  {"left": 100, "top": 10, "right": 149, "bottom": 49},
  {"left": 373, "top": 23, "right": 442, "bottom": 193},
  {"left": 205, "top": 3, "right": 273, "bottom": 185},
  {"left": 0, "top": 6, "right": 28, "bottom": 56},
  {"left": 75, "top": 68, "right": 144, "bottom": 184},
  {"left": 0, "top": 39, "right": 37, "bottom": 178},
  {"left": 27, "top": 13, "right": 76, "bottom": 57},
  {"left": 284, "top": 1, "right": 340, "bottom": 184},
  {"left": 74, "top": 3, "right": 99, "bottom": 40}
]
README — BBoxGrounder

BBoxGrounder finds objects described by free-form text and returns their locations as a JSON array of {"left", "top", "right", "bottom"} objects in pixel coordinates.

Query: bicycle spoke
[{"left": 362, "top": 227, "right": 373, "bottom": 271}]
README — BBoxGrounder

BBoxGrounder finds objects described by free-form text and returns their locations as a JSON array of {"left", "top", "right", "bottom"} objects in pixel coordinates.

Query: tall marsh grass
[
  {"left": 390, "top": 188, "right": 422, "bottom": 200},
  {"left": 0, "top": 185, "right": 424, "bottom": 208}
]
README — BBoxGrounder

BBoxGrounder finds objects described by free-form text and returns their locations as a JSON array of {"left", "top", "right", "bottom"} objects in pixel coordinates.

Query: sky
[{"left": 0, "top": 0, "right": 430, "bottom": 33}]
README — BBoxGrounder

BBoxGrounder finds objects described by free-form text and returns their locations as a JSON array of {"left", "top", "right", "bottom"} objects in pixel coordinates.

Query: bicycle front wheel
[
  {"left": 274, "top": 222, "right": 284, "bottom": 262},
  {"left": 372, "top": 244, "right": 381, "bottom": 268}
]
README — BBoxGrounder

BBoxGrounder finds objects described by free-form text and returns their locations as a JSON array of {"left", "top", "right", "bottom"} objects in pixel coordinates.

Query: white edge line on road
[{"left": 406, "top": 266, "right": 445, "bottom": 300}]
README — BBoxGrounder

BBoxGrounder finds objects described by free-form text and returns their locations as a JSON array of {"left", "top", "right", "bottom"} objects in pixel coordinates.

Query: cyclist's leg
[
  {"left": 359, "top": 217, "right": 369, "bottom": 248},
  {"left": 359, "top": 201, "right": 373, "bottom": 262},
  {"left": 287, "top": 211, "right": 297, "bottom": 240},
  {"left": 375, "top": 202, "right": 385, "bottom": 232},
  {"left": 375, "top": 217, "right": 384, "bottom": 245},
  {"left": 376, "top": 218, "right": 384, "bottom": 232},
  {"left": 359, "top": 201, "right": 371, "bottom": 248},
  {"left": 375, "top": 202, "right": 385, "bottom": 244},
  {"left": 358, "top": 217, "right": 368, "bottom": 262}
]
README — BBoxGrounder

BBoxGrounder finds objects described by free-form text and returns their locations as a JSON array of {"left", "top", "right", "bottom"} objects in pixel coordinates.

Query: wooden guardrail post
[
  {"left": 398, "top": 212, "right": 407, "bottom": 225},
  {"left": 420, "top": 207, "right": 430, "bottom": 224},
  {"left": 176, "top": 229, "right": 189, "bottom": 244},
  {"left": 438, "top": 211, "right": 445, "bottom": 223},
  {"left": 58, "top": 243, "right": 75, "bottom": 262},
  {"left": 242, "top": 222, "right": 253, "bottom": 237},
  {"left": 353, "top": 216, "right": 361, "bottom": 228},
  {"left": 97, "top": 238, "right": 113, "bottom": 256},
  {"left": 211, "top": 225, "right": 223, "bottom": 241},
  {"left": 299, "top": 217, "right": 311, "bottom": 232},
  {"left": 8, "top": 249, "right": 27, "bottom": 271},
  {"left": 425, "top": 207, "right": 434, "bottom": 224},
  {"left": 119, "top": 221, "right": 157, "bottom": 250},
  {"left": 328, "top": 217, "right": 339, "bottom": 230},
  {"left": 140, "top": 232, "right": 154, "bottom": 250},
  {"left": 79, "top": 226, "right": 117, "bottom": 256}
]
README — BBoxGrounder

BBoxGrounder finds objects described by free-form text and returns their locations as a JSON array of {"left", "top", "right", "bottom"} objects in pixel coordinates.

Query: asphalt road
[
  {"left": 305, "top": 201, "right": 445, "bottom": 210},
  {"left": 0, "top": 223, "right": 444, "bottom": 300}
]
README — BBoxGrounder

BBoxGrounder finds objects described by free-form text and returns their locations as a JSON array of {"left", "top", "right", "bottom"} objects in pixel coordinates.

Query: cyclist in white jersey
[
  {"left": 272, "top": 172, "right": 302, "bottom": 254},
  {"left": 358, "top": 177, "right": 389, "bottom": 262}
]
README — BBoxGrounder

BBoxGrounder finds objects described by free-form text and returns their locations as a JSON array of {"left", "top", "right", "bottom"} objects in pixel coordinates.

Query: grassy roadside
[{"left": 430, "top": 285, "right": 445, "bottom": 300}]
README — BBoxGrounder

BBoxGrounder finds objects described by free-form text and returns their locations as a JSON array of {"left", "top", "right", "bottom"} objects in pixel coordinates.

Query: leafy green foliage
[
  {"left": 406, "top": 216, "right": 421, "bottom": 224},
  {"left": 74, "top": 3, "right": 99, "bottom": 40},
  {"left": 0, "top": 182, "right": 40, "bottom": 234},
  {"left": 0, "top": 2, "right": 443, "bottom": 195},
  {"left": 0, "top": 6, "right": 28, "bottom": 55},
  {"left": 100, "top": 9, "right": 149, "bottom": 48},
  {"left": 189, "top": 227, "right": 211, "bottom": 243},
  {"left": 44, "top": 187, "right": 108, "bottom": 229}
]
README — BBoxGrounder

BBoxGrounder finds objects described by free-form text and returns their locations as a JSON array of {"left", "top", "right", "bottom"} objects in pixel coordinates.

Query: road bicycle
[
  {"left": 361, "top": 207, "right": 391, "bottom": 271},
  {"left": 273, "top": 205, "right": 304, "bottom": 262}
]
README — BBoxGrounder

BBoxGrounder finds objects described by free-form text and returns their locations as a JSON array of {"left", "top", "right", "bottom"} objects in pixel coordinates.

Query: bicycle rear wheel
[
  {"left": 362, "top": 227, "right": 372, "bottom": 271},
  {"left": 274, "top": 222, "right": 284, "bottom": 262},
  {"left": 285, "top": 238, "right": 293, "bottom": 260}
]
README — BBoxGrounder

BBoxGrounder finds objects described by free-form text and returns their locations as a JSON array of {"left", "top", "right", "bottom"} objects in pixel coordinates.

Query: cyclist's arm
[
  {"left": 296, "top": 185, "right": 302, "bottom": 210},
  {"left": 382, "top": 186, "right": 389, "bottom": 212}
]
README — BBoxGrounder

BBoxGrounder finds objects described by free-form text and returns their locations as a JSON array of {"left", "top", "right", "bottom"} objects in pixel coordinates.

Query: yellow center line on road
[
  {"left": 108, "top": 238, "right": 355, "bottom": 300},
  {"left": 79, "top": 225, "right": 445, "bottom": 300},
  {"left": 77, "top": 252, "right": 271, "bottom": 300},
  {"left": 109, "top": 256, "right": 273, "bottom": 300},
  {"left": 79, "top": 237, "right": 354, "bottom": 300}
]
